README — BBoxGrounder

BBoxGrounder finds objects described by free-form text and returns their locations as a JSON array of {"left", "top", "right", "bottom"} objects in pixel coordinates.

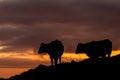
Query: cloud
[
  {"left": 0, "top": 53, "right": 85, "bottom": 68},
  {"left": 0, "top": 57, "right": 40, "bottom": 68},
  {"left": 0, "top": 53, "right": 50, "bottom": 68},
  {"left": 0, "top": 0, "right": 120, "bottom": 53},
  {"left": 0, "top": 0, "right": 120, "bottom": 24}
]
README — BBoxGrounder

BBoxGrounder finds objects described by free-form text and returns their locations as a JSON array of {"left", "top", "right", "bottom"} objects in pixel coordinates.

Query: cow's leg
[
  {"left": 102, "top": 55, "right": 105, "bottom": 59},
  {"left": 54, "top": 58, "right": 58, "bottom": 65},
  {"left": 102, "top": 55, "right": 106, "bottom": 59},
  {"left": 50, "top": 56, "right": 53, "bottom": 66},
  {"left": 108, "top": 53, "right": 111, "bottom": 58},
  {"left": 59, "top": 56, "right": 61, "bottom": 64}
]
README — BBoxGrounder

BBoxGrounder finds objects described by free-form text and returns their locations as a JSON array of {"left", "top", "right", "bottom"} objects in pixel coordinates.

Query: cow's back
[{"left": 84, "top": 39, "right": 112, "bottom": 58}]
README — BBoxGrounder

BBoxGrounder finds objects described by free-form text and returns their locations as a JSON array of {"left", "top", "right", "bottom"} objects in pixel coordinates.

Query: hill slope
[{"left": 2, "top": 54, "right": 120, "bottom": 80}]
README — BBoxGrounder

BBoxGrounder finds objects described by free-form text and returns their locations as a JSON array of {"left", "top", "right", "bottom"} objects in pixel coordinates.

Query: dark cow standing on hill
[
  {"left": 75, "top": 39, "right": 112, "bottom": 58},
  {"left": 38, "top": 40, "right": 64, "bottom": 65}
]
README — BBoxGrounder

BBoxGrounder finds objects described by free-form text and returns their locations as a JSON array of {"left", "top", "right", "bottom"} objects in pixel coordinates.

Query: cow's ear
[
  {"left": 78, "top": 43, "right": 83, "bottom": 45},
  {"left": 41, "top": 42, "right": 45, "bottom": 45}
]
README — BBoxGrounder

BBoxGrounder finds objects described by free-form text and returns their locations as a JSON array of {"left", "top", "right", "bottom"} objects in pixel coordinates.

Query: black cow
[
  {"left": 38, "top": 40, "right": 64, "bottom": 65},
  {"left": 75, "top": 39, "right": 112, "bottom": 58}
]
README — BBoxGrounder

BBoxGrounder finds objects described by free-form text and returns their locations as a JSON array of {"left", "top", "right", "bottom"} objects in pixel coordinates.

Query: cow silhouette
[
  {"left": 38, "top": 40, "right": 64, "bottom": 65},
  {"left": 75, "top": 39, "right": 112, "bottom": 58}
]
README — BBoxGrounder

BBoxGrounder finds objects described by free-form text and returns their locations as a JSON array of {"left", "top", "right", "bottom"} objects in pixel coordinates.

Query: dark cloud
[
  {"left": 0, "top": 0, "right": 120, "bottom": 53},
  {"left": 0, "top": 0, "right": 120, "bottom": 24}
]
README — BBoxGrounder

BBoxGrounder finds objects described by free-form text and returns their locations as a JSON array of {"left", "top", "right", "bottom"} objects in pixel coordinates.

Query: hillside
[{"left": 1, "top": 54, "right": 120, "bottom": 80}]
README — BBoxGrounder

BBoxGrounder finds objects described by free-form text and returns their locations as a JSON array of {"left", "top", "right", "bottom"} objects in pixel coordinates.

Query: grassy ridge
[{"left": 1, "top": 54, "right": 120, "bottom": 80}]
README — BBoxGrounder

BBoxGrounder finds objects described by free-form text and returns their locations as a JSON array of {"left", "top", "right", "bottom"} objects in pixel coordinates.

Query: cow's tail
[{"left": 108, "top": 41, "right": 112, "bottom": 58}]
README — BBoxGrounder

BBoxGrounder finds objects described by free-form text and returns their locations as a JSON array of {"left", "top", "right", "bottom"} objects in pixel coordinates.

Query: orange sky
[
  {"left": 0, "top": 68, "right": 30, "bottom": 79},
  {"left": 0, "top": 50, "right": 120, "bottom": 78}
]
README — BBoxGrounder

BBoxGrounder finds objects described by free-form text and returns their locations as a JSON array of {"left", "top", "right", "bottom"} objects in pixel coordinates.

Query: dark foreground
[{"left": 1, "top": 54, "right": 120, "bottom": 80}]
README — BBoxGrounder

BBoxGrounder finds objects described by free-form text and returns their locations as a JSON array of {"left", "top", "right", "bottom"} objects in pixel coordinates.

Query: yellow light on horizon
[
  {"left": 0, "top": 50, "right": 120, "bottom": 63},
  {"left": 111, "top": 50, "right": 120, "bottom": 56}
]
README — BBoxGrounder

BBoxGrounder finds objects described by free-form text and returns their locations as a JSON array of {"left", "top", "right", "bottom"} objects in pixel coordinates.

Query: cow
[
  {"left": 75, "top": 39, "right": 112, "bottom": 58},
  {"left": 38, "top": 40, "right": 64, "bottom": 66}
]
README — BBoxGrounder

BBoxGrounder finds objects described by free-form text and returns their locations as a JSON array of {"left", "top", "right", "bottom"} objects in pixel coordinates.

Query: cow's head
[
  {"left": 75, "top": 43, "right": 85, "bottom": 54},
  {"left": 38, "top": 42, "right": 47, "bottom": 54}
]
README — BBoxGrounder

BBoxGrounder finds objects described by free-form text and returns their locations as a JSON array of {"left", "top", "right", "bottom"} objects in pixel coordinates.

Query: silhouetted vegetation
[
  {"left": 1, "top": 54, "right": 120, "bottom": 80},
  {"left": 38, "top": 40, "right": 64, "bottom": 65}
]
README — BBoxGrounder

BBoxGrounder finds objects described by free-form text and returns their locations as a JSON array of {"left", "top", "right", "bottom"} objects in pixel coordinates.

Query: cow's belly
[{"left": 86, "top": 51, "right": 106, "bottom": 58}]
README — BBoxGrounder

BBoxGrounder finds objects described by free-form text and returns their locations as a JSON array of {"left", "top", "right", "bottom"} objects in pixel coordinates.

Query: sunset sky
[{"left": 0, "top": 0, "right": 120, "bottom": 78}]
